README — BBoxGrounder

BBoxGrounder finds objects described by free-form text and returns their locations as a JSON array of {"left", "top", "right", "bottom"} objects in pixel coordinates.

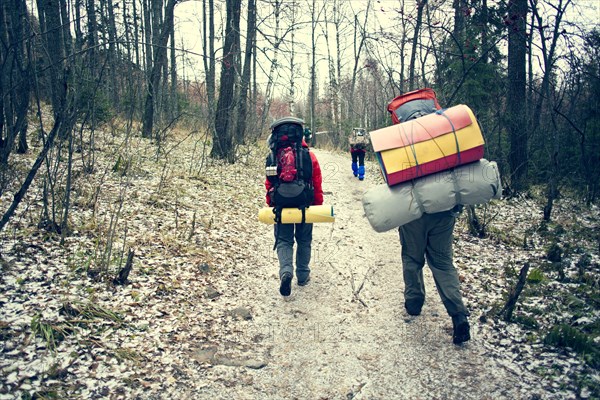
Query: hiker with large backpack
[
  {"left": 349, "top": 127, "right": 368, "bottom": 180},
  {"left": 265, "top": 117, "right": 323, "bottom": 297},
  {"left": 387, "top": 89, "right": 471, "bottom": 345}
]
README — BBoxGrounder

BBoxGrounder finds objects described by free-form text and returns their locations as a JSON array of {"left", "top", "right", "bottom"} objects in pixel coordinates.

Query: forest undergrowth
[{"left": 0, "top": 121, "right": 598, "bottom": 399}]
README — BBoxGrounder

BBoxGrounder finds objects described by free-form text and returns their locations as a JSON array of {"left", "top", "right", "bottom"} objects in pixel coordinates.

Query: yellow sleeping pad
[{"left": 258, "top": 205, "right": 335, "bottom": 224}]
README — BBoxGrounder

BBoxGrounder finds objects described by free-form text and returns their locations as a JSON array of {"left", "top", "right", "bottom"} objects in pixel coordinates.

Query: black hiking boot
[
  {"left": 405, "top": 300, "right": 423, "bottom": 316},
  {"left": 279, "top": 272, "right": 292, "bottom": 296},
  {"left": 298, "top": 276, "right": 311, "bottom": 286},
  {"left": 452, "top": 314, "right": 471, "bottom": 345}
]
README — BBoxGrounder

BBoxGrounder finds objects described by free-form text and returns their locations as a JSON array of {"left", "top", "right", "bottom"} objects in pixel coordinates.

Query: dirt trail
[{"left": 205, "top": 148, "right": 540, "bottom": 399}]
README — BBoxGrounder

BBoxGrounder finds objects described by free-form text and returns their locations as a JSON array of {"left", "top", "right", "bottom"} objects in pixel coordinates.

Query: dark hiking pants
[
  {"left": 274, "top": 223, "right": 313, "bottom": 282},
  {"left": 351, "top": 150, "right": 365, "bottom": 166},
  {"left": 399, "top": 212, "right": 468, "bottom": 317}
]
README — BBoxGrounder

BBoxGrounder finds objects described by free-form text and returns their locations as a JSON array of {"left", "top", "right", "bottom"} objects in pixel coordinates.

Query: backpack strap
[
  {"left": 298, "top": 206, "right": 307, "bottom": 224},
  {"left": 272, "top": 206, "right": 283, "bottom": 250},
  {"left": 266, "top": 151, "right": 278, "bottom": 184},
  {"left": 436, "top": 109, "right": 461, "bottom": 165},
  {"left": 296, "top": 142, "right": 304, "bottom": 181}
]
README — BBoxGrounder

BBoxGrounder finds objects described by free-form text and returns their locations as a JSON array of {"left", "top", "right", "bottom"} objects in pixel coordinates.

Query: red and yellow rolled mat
[
  {"left": 369, "top": 104, "right": 484, "bottom": 186},
  {"left": 258, "top": 205, "right": 335, "bottom": 224}
]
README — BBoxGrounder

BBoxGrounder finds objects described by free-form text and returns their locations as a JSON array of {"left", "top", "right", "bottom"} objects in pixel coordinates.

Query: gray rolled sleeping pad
[{"left": 362, "top": 159, "right": 502, "bottom": 233}]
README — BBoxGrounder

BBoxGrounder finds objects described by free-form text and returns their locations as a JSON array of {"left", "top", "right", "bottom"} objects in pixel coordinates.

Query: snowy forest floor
[{"left": 0, "top": 126, "right": 599, "bottom": 399}]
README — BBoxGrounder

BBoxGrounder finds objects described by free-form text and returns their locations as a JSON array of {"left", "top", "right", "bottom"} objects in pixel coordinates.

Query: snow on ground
[{"left": 0, "top": 129, "right": 598, "bottom": 399}]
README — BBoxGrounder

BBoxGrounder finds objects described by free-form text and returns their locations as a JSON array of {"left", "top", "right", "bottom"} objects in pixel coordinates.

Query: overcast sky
[{"left": 173, "top": 0, "right": 599, "bottom": 101}]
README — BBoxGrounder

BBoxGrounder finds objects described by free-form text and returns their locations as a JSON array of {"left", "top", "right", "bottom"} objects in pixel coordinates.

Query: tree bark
[
  {"left": 453, "top": 0, "right": 466, "bottom": 43},
  {"left": 114, "top": 249, "right": 135, "bottom": 285},
  {"left": 322, "top": 4, "right": 338, "bottom": 137},
  {"left": 211, "top": 0, "right": 241, "bottom": 161},
  {"left": 74, "top": 0, "right": 84, "bottom": 51},
  {"left": 142, "top": 0, "right": 153, "bottom": 82},
  {"left": 202, "top": 0, "right": 216, "bottom": 119},
  {"left": 530, "top": 0, "right": 568, "bottom": 130},
  {"left": 309, "top": 0, "right": 320, "bottom": 146},
  {"left": 348, "top": 4, "right": 370, "bottom": 125},
  {"left": 86, "top": 0, "right": 98, "bottom": 74},
  {"left": 141, "top": 0, "right": 177, "bottom": 140},
  {"left": 60, "top": 128, "right": 74, "bottom": 243},
  {"left": 1, "top": 0, "right": 31, "bottom": 163},
  {"left": 0, "top": 116, "right": 63, "bottom": 232},
  {"left": 38, "top": 0, "right": 67, "bottom": 117},
  {"left": 170, "top": 15, "right": 177, "bottom": 119},
  {"left": 106, "top": 0, "right": 119, "bottom": 108},
  {"left": 132, "top": 0, "right": 141, "bottom": 68},
  {"left": 501, "top": 263, "right": 530, "bottom": 322},
  {"left": 289, "top": 3, "right": 296, "bottom": 116},
  {"left": 507, "top": 0, "right": 528, "bottom": 192},
  {"left": 408, "top": 0, "right": 426, "bottom": 90},
  {"left": 234, "top": 0, "right": 255, "bottom": 144}
]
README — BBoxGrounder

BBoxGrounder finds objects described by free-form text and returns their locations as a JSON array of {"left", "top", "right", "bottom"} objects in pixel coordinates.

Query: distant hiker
[
  {"left": 265, "top": 117, "right": 323, "bottom": 297},
  {"left": 349, "top": 127, "right": 368, "bottom": 180},
  {"left": 303, "top": 127, "right": 312, "bottom": 145}
]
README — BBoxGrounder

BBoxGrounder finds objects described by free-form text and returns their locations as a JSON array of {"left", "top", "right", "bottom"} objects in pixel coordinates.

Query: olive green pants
[{"left": 399, "top": 211, "right": 468, "bottom": 317}]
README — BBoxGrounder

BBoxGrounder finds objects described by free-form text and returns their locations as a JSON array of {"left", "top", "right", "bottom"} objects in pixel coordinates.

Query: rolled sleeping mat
[
  {"left": 362, "top": 159, "right": 501, "bottom": 232},
  {"left": 258, "top": 205, "right": 335, "bottom": 224},
  {"left": 370, "top": 104, "right": 485, "bottom": 186}
]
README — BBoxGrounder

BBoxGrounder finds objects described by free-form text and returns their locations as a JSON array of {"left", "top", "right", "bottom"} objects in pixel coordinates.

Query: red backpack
[
  {"left": 387, "top": 88, "right": 442, "bottom": 124},
  {"left": 277, "top": 146, "right": 297, "bottom": 182},
  {"left": 265, "top": 118, "right": 314, "bottom": 209}
]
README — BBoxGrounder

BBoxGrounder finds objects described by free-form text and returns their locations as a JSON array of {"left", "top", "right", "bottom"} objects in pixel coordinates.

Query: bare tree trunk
[
  {"left": 60, "top": 129, "right": 74, "bottom": 243},
  {"left": 466, "top": 205, "right": 485, "bottom": 238},
  {"left": 334, "top": 0, "right": 343, "bottom": 134},
  {"left": 321, "top": 3, "right": 339, "bottom": 136},
  {"left": 501, "top": 263, "right": 530, "bottom": 322},
  {"left": 309, "top": 0, "right": 324, "bottom": 146},
  {"left": 349, "top": 1, "right": 370, "bottom": 125},
  {"left": 453, "top": 0, "right": 466, "bottom": 42},
  {"left": 202, "top": 0, "right": 216, "bottom": 119},
  {"left": 74, "top": 0, "right": 84, "bottom": 51},
  {"left": 507, "top": 0, "right": 528, "bottom": 192},
  {"left": 142, "top": 0, "right": 153, "bottom": 82},
  {"left": 39, "top": 0, "right": 67, "bottom": 117},
  {"left": 106, "top": 0, "right": 119, "bottom": 109},
  {"left": 154, "top": 0, "right": 165, "bottom": 123},
  {"left": 408, "top": 0, "right": 426, "bottom": 90},
  {"left": 234, "top": 0, "right": 256, "bottom": 144},
  {"left": 211, "top": 0, "right": 241, "bottom": 162},
  {"left": 1, "top": 0, "right": 31, "bottom": 163},
  {"left": 530, "top": 0, "right": 569, "bottom": 132},
  {"left": 259, "top": 0, "right": 290, "bottom": 133},
  {"left": 141, "top": 0, "right": 176, "bottom": 141},
  {"left": 87, "top": 0, "right": 98, "bottom": 74},
  {"left": 289, "top": 3, "right": 296, "bottom": 116},
  {"left": 16, "top": 0, "right": 32, "bottom": 157},
  {"left": 122, "top": 0, "right": 134, "bottom": 112},
  {"left": 132, "top": 0, "right": 141, "bottom": 67},
  {"left": 252, "top": 23, "right": 257, "bottom": 105},
  {"left": 544, "top": 98, "right": 562, "bottom": 221},
  {"left": 0, "top": 116, "right": 63, "bottom": 232},
  {"left": 59, "top": 0, "right": 72, "bottom": 58},
  {"left": 170, "top": 16, "right": 177, "bottom": 119},
  {"left": 527, "top": 9, "right": 534, "bottom": 129},
  {"left": 114, "top": 249, "right": 135, "bottom": 285},
  {"left": 480, "top": 0, "right": 488, "bottom": 64}
]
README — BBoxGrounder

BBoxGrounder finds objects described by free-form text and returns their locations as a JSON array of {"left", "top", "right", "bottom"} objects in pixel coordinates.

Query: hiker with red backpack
[{"left": 265, "top": 117, "right": 323, "bottom": 297}]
